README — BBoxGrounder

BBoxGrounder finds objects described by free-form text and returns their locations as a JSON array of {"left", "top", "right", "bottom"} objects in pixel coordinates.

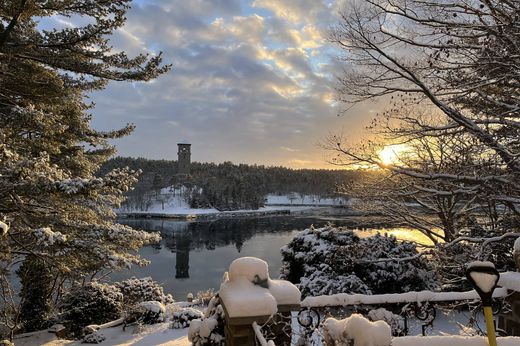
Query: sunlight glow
[{"left": 378, "top": 144, "right": 407, "bottom": 166}]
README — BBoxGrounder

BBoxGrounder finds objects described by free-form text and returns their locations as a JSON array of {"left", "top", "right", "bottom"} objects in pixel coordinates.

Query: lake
[{"left": 111, "top": 212, "right": 431, "bottom": 300}]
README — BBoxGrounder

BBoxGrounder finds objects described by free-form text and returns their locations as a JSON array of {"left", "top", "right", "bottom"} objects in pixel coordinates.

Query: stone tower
[{"left": 177, "top": 142, "right": 191, "bottom": 175}]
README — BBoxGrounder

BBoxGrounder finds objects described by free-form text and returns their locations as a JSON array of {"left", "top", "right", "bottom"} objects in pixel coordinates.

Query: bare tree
[{"left": 328, "top": 0, "right": 520, "bottom": 260}]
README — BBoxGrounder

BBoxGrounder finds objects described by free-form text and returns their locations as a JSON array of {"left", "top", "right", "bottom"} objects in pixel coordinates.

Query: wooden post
[{"left": 221, "top": 302, "right": 299, "bottom": 346}]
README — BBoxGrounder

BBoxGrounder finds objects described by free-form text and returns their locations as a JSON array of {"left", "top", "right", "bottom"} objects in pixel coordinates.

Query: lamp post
[{"left": 466, "top": 261, "right": 500, "bottom": 346}]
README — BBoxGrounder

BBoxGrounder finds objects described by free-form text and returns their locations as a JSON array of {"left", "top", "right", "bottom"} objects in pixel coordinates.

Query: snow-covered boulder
[
  {"left": 220, "top": 257, "right": 300, "bottom": 318},
  {"left": 323, "top": 314, "right": 391, "bottom": 346}
]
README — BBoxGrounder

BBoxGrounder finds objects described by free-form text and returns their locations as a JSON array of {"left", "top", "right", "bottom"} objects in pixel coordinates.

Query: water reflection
[{"left": 112, "top": 215, "right": 427, "bottom": 299}]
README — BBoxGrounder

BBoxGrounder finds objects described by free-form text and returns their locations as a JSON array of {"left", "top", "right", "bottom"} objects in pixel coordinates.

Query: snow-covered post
[
  {"left": 514, "top": 238, "right": 520, "bottom": 272},
  {"left": 219, "top": 257, "right": 301, "bottom": 346},
  {"left": 466, "top": 261, "right": 500, "bottom": 346}
]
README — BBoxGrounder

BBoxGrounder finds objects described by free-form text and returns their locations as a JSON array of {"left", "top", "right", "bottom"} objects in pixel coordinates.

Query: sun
[{"left": 379, "top": 144, "right": 406, "bottom": 166}]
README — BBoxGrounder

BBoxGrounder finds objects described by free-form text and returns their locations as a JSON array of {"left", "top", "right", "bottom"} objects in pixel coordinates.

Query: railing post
[{"left": 498, "top": 244, "right": 520, "bottom": 336}]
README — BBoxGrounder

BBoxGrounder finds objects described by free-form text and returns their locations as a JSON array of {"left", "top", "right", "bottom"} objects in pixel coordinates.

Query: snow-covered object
[
  {"left": 514, "top": 237, "right": 520, "bottom": 252},
  {"left": 220, "top": 277, "right": 278, "bottom": 317},
  {"left": 301, "top": 287, "right": 509, "bottom": 308},
  {"left": 136, "top": 301, "right": 166, "bottom": 323},
  {"left": 498, "top": 271, "right": 520, "bottom": 292},
  {"left": 139, "top": 301, "right": 166, "bottom": 314},
  {"left": 467, "top": 261, "right": 499, "bottom": 293},
  {"left": 392, "top": 336, "right": 520, "bottom": 346},
  {"left": 228, "top": 257, "right": 269, "bottom": 282},
  {"left": 82, "top": 331, "right": 106, "bottom": 344},
  {"left": 281, "top": 227, "right": 436, "bottom": 298},
  {"left": 268, "top": 279, "right": 301, "bottom": 305},
  {"left": 171, "top": 308, "right": 204, "bottom": 329},
  {"left": 367, "top": 308, "right": 404, "bottom": 336},
  {"left": 33, "top": 227, "right": 67, "bottom": 246},
  {"left": 220, "top": 257, "right": 301, "bottom": 318},
  {"left": 188, "top": 295, "right": 225, "bottom": 346},
  {"left": 323, "top": 314, "right": 391, "bottom": 346},
  {"left": 0, "top": 221, "right": 9, "bottom": 236}
]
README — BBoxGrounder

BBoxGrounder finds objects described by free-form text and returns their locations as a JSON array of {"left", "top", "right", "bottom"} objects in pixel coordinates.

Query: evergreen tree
[{"left": 0, "top": 0, "right": 169, "bottom": 335}]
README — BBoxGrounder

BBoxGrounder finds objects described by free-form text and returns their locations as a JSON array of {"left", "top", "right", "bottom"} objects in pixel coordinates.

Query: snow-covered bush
[
  {"left": 281, "top": 226, "right": 437, "bottom": 297},
  {"left": 60, "top": 282, "right": 123, "bottom": 337},
  {"left": 82, "top": 331, "right": 106, "bottom": 344},
  {"left": 171, "top": 308, "right": 204, "bottom": 329},
  {"left": 125, "top": 301, "right": 166, "bottom": 325},
  {"left": 367, "top": 308, "right": 405, "bottom": 336},
  {"left": 188, "top": 294, "right": 225, "bottom": 346},
  {"left": 115, "top": 277, "right": 173, "bottom": 306}
]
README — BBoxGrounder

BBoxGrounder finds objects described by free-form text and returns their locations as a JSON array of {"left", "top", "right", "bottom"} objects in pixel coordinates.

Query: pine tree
[{"left": 0, "top": 0, "right": 169, "bottom": 336}]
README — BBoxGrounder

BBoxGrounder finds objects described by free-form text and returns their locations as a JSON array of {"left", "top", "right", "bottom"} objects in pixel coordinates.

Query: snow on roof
[
  {"left": 301, "top": 288, "right": 509, "bottom": 308},
  {"left": 220, "top": 257, "right": 300, "bottom": 318}
]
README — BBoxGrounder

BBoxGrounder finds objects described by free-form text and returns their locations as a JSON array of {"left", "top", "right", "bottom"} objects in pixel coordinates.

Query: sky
[{"left": 89, "top": 0, "right": 381, "bottom": 169}]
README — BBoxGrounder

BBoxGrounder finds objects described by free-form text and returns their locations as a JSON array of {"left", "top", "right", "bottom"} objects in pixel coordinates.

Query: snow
[
  {"left": 301, "top": 288, "right": 509, "bottom": 308},
  {"left": 323, "top": 314, "right": 391, "bottom": 346},
  {"left": 268, "top": 279, "right": 301, "bottom": 305},
  {"left": 220, "top": 257, "right": 300, "bottom": 317},
  {"left": 14, "top": 323, "right": 190, "bottom": 346},
  {"left": 139, "top": 301, "right": 166, "bottom": 314},
  {"left": 0, "top": 220, "right": 9, "bottom": 236},
  {"left": 467, "top": 261, "right": 495, "bottom": 269},
  {"left": 467, "top": 261, "right": 499, "bottom": 293},
  {"left": 228, "top": 256, "right": 269, "bottom": 282},
  {"left": 514, "top": 237, "right": 520, "bottom": 252},
  {"left": 392, "top": 336, "right": 520, "bottom": 346},
  {"left": 220, "top": 276, "right": 278, "bottom": 317},
  {"left": 498, "top": 271, "right": 520, "bottom": 292},
  {"left": 469, "top": 272, "right": 498, "bottom": 293},
  {"left": 265, "top": 193, "right": 348, "bottom": 206}
]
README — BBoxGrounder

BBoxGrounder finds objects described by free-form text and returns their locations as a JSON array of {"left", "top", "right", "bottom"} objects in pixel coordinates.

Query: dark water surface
[{"left": 111, "top": 214, "right": 366, "bottom": 299}]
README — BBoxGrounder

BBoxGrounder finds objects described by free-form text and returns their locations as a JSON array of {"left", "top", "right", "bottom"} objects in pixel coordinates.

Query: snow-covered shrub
[
  {"left": 60, "top": 282, "right": 123, "bottom": 337},
  {"left": 82, "top": 331, "right": 106, "bottom": 344},
  {"left": 281, "top": 226, "right": 437, "bottom": 297},
  {"left": 115, "top": 277, "right": 173, "bottom": 306},
  {"left": 171, "top": 308, "right": 204, "bottom": 328},
  {"left": 188, "top": 294, "right": 225, "bottom": 346},
  {"left": 323, "top": 314, "right": 391, "bottom": 346},
  {"left": 299, "top": 263, "right": 371, "bottom": 296},
  {"left": 367, "top": 308, "right": 405, "bottom": 336},
  {"left": 126, "top": 301, "right": 166, "bottom": 325},
  {"left": 196, "top": 288, "right": 215, "bottom": 306}
]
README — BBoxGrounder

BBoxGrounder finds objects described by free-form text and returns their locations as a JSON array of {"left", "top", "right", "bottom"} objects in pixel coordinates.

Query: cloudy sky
[{"left": 90, "top": 0, "right": 378, "bottom": 168}]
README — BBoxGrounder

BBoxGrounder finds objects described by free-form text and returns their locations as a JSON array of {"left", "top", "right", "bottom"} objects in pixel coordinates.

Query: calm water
[{"left": 111, "top": 214, "right": 429, "bottom": 300}]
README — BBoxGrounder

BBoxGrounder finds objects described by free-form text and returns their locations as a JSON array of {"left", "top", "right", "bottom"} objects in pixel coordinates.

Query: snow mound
[
  {"left": 228, "top": 257, "right": 269, "bottom": 282},
  {"left": 323, "top": 313, "right": 391, "bottom": 346},
  {"left": 220, "top": 257, "right": 300, "bottom": 318}
]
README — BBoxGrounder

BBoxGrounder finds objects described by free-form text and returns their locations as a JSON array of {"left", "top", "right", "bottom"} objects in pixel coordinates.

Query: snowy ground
[
  {"left": 117, "top": 188, "right": 347, "bottom": 216},
  {"left": 14, "top": 307, "right": 504, "bottom": 346},
  {"left": 14, "top": 323, "right": 189, "bottom": 346}
]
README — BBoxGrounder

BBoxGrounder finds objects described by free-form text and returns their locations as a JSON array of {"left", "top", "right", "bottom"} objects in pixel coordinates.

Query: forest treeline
[{"left": 99, "top": 157, "right": 364, "bottom": 210}]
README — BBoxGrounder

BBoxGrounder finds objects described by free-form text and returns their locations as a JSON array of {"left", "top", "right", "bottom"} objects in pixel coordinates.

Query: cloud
[{"left": 89, "top": 0, "right": 369, "bottom": 168}]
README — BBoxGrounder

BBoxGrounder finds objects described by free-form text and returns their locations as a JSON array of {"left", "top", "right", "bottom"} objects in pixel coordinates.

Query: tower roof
[{"left": 177, "top": 141, "right": 191, "bottom": 146}]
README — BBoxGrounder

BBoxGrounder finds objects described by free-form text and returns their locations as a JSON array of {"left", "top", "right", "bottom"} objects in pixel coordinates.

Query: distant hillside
[{"left": 99, "top": 157, "right": 364, "bottom": 211}]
